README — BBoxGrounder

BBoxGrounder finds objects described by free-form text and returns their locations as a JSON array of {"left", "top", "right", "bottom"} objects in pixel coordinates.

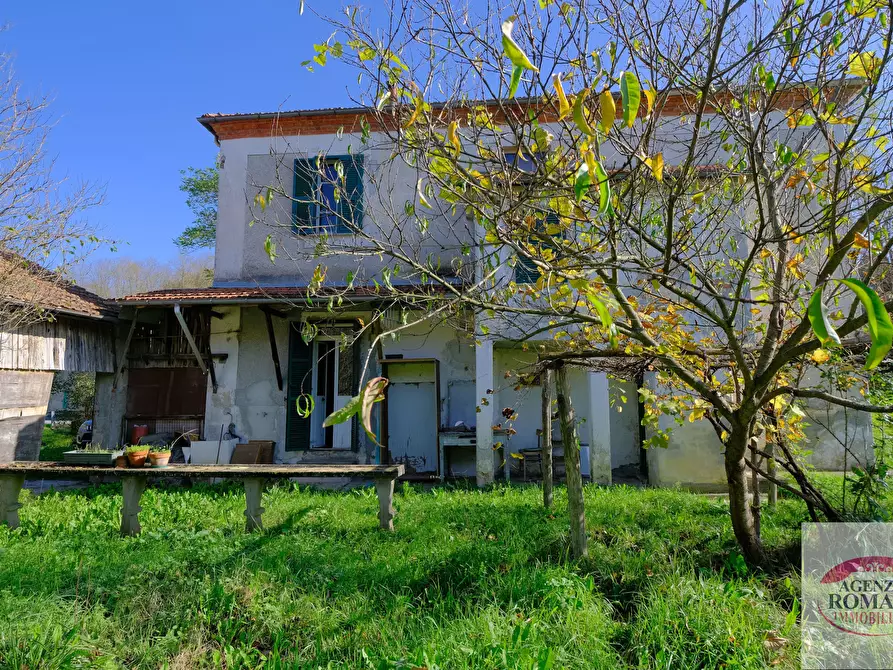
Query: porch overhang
[{"left": 115, "top": 283, "right": 464, "bottom": 307}]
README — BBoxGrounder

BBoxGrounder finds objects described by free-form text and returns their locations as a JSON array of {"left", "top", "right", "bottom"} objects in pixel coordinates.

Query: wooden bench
[{"left": 0, "top": 463, "right": 405, "bottom": 536}]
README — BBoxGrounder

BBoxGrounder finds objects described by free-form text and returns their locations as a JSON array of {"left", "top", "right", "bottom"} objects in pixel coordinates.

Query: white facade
[{"left": 115, "top": 106, "right": 873, "bottom": 487}]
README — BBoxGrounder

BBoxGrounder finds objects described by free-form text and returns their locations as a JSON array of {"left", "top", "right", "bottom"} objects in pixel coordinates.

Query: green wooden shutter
[
  {"left": 293, "top": 157, "right": 318, "bottom": 235},
  {"left": 515, "top": 212, "right": 559, "bottom": 284},
  {"left": 515, "top": 255, "right": 541, "bottom": 284},
  {"left": 286, "top": 326, "right": 313, "bottom": 451},
  {"left": 340, "top": 154, "right": 364, "bottom": 232}
]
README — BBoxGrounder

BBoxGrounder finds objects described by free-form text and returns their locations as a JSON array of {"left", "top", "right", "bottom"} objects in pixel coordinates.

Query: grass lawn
[
  {"left": 40, "top": 425, "right": 75, "bottom": 462},
  {"left": 0, "top": 480, "right": 812, "bottom": 669}
]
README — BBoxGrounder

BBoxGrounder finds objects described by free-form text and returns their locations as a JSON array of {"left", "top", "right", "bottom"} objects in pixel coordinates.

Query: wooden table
[{"left": 0, "top": 462, "right": 405, "bottom": 536}]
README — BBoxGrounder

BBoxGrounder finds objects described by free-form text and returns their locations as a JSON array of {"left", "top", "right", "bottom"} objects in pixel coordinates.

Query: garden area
[{"left": 0, "top": 470, "right": 837, "bottom": 669}]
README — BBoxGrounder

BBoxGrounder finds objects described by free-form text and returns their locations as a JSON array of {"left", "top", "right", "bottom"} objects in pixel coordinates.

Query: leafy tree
[
  {"left": 173, "top": 166, "right": 218, "bottom": 251},
  {"left": 0, "top": 50, "right": 104, "bottom": 329},
  {"left": 51, "top": 372, "right": 95, "bottom": 427},
  {"left": 272, "top": 0, "right": 893, "bottom": 563},
  {"left": 74, "top": 254, "right": 214, "bottom": 298}
]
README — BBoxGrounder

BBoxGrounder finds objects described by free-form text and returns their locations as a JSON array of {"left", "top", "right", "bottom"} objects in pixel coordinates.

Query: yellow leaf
[
  {"left": 786, "top": 253, "right": 805, "bottom": 279},
  {"left": 447, "top": 120, "right": 461, "bottom": 156},
  {"left": 811, "top": 348, "right": 831, "bottom": 364},
  {"left": 553, "top": 73, "right": 570, "bottom": 119},
  {"left": 599, "top": 89, "right": 615, "bottom": 134},
  {"left": 644, "top": 152, "right": 664, "bottom": 181},
  {"left": 848, "top": 52, "right": 882, "bottom": 81},
  {"left": 643, "top": 86, "right": 656, "bottom": 117},
  {"left": 853, "top": 233, "right": 870, "bottom": 249}
]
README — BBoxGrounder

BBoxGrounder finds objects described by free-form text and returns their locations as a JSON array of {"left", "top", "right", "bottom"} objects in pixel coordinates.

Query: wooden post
[
  {"left": 555, "top": 364, "right": 588, "bottom": 559},
  {"left": 0, "top": 474, "right": 24, "bottom": 528},
  {"left": 120, "top": 477, "right": 147, "bottom": 536},
  {"left": 375, "top": 478, "right": 396, "bottom": 531},
  {"left": 541, "top": 367, "right": 554, "bottom": 509},
  {"left": 244, "top": 478, "right": 265, "bottom": 531}
]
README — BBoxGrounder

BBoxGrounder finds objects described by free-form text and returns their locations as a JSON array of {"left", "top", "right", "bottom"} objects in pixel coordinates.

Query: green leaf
[
  {"left": 322, "top": 395, "right": 362, "bottom": 428},
  {"left": 501, "top": 17, "right": 539, "bottom": 72},
  {"left": 264, "top": 235, "right": 277, "bottom": 263},
  {"left": 838, "top": 279, "right": 893, "bottom": 370},
  {"left": 593, "top": 160, "right": 611, "bottom": 215},
  {"left": 590, "top": 297, "right": 617, "bottom": 347},
  {"left": 573, "top": 162, "right": 591, "bottom": 201},
  {"left": 573, "top": 88, "right": 595, "bottom": 136},
  {"left": 508, "top": 64, "right": 524, "bottom": 98},
  {"left": 807, "top": 287, "right": 841, "bottom": 347},
  {"left": 322, "top": 377, "right": 389, "bottom": 445},
  {"left": 620, "top": 71, "right": 640, "bottom": 128}
]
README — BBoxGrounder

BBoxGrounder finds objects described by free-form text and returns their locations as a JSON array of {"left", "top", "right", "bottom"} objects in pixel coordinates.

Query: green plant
[
  {"left": 0, "top": 482, "right": 837, "bottom": 667},
  {"left": 125, "top": 445, "right": 148, "bottom": 454},
  {"left": 149, "top": 448, "right": 171, "bottom": 456}
]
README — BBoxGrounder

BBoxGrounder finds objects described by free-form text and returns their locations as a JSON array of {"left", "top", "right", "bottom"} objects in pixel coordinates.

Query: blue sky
[{"left": 5, "top": 1, "right": 351, "bottom": 262}]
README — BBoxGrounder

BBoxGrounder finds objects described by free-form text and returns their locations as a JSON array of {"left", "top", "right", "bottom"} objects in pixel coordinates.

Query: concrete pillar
[
  {"left": 588, "top": 372, "right": 612, "bottom": 485},
  {"left": 120, "top": 477, "right": 146, "bottom": 536},
  {"left": 92, "top": 371, "right": 127, "bottom": 448},
  {"left": 375, "top": 478, "right": 396, "bottom": 531},
  {"left": 244, "top": 478, "right": 265, "bottom": 531},
  {"left": 475, "top": 338, "right": 495, "bottom": 487},
  {"left": 0, "top": 474, "right": 24, "bottom": 527},
  {"left": 0, "top": 370, "right": 53, "bottom": 462}
]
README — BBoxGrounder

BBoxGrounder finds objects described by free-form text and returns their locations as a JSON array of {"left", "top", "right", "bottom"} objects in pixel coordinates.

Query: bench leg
[
  {"left": 0, "top": 474, "right": 24, "bottom": 528},
  {"left": 244, "top": 478, "right": 265, "bottom": 532},
  {"left": 375, "top": 478, "right": 396, "bottom": 531},
  {"left": 120, "top": 477, "right": 147, "bottom": 537}
]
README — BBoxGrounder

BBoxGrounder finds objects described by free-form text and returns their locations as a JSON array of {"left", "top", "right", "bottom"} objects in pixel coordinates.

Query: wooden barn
[{"left": 0, "top": 257, "right": 117, "bottom": 461}]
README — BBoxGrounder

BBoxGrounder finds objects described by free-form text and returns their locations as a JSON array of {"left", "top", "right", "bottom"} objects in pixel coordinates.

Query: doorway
[{"left": 309, "top": 339, "right": 355, "bottom": 449}]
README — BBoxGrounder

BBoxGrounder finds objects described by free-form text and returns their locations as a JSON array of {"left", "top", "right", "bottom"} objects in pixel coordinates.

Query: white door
[{"left": 310, "top": 340, "right": 354, "bottom": 449}]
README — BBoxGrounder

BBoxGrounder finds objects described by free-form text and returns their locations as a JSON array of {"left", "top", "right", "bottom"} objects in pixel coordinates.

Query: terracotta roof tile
[
  {"left": 0, "top": 254, "right": 117, "bottom": 319},
  {"left": 117, "top": 284, "right": 457, "bottom": 305}
]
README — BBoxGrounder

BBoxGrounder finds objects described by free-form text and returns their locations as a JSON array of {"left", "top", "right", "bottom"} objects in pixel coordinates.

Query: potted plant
[
  {"left": 148, "top": 447, "right": 172, "bottom": 468},
  {"left": 125, "top": 445, "right": 150, "bottom": 467},
  {"left": 62, "top": 445, "right": 123, "bottom": 466}
]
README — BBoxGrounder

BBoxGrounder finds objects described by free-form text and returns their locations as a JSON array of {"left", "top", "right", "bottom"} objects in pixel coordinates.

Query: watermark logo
[{"left": 803, "top": 524, "right": 893, "bottom": 668}]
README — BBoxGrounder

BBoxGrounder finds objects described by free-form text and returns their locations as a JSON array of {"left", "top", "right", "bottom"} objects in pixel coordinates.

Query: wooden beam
[
  {"left": 262, "top": 308, "right": 284, "bottom": 392},
  {"left": 173, "top": 304, "right": 208, "bottom": 377},
  {"left": 541, "top": 367, "right": 554, "bottom": 509},
  {"left": 200, "top": 310, "right": 218, "bottom": 394},
  {"left": 556, "top": 364, "right": 588, "bottom": 559},
  {"left": 112, "top": 309, "right": 140, "bottom": 391},
  {"left": 259, "top": 305, "right": 288, "bottom": 319}
]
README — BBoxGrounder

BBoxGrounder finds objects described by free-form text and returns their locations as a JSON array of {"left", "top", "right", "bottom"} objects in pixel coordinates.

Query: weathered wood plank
[
  {"left": 0, "top": 462, "right": 405, "bottom": 479},
  {"left": 0, "top": 317, "right": 115, "bottom": 372}
]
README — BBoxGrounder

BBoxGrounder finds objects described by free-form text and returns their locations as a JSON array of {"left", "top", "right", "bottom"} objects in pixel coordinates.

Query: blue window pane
[
  {"left": 319, "top": 164, "right": 340, "bottom": 232},
  {"left": 504, "top": 151, "right": 538, "bottom": 173}
]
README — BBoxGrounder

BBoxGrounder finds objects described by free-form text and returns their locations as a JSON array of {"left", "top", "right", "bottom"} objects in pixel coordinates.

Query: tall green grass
[{"left": 0, "top": 482, "right": 807, "bottom": 668}]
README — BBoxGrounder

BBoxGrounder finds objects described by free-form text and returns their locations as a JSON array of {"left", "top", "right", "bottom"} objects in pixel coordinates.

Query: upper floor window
[
  {"left": 503, "top": 149, "right": 540, "bottom": 174},
  {"left": 293, "top": 154, "right": 364, "bottom": 234},
  {"left": 515, "top": 211, "right": 560, "bottom": 284}
]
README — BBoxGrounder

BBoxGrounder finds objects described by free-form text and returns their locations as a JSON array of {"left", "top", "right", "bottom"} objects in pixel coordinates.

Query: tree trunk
[
  {"left": 725, "top": 428, "right": 766, "bottom": 565},
  {"left": 541, "top": 367, "right": 554, "bottom": 510},
  {"left": 766, "top": 440, "right": 777, "bottom": 510},
  {"left": 750, "top": 443, "right": 761, "bottom": 539},
  {"left": 555, "top": 364, "right": 588, "bottom": 559}
]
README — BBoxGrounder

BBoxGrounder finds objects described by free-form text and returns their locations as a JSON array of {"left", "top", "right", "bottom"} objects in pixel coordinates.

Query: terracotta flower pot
[
  {"left": 149, "top": 451, "right": 171, "bottom": 467},
  {"left": 114, "top": 455, "right": 128, "bottom": 468},
  {"left": 126, "top": 448, "right": 149, "bottom": 467}
]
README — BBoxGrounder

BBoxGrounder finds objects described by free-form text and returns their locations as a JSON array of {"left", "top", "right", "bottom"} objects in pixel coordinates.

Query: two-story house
[{"left": 91, "top": 96, "right": 874, "bottom": 489}]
